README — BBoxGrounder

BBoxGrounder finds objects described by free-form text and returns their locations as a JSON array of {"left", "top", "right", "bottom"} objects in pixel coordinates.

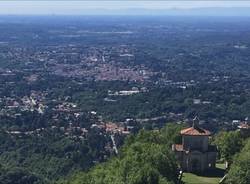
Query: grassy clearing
[{"left": 182, "top": 164, "right": 225, "bottom": 184}]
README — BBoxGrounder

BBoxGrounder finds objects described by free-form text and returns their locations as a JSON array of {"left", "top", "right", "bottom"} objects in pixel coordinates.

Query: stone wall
[
  {"left": 174, "top": 150, "right": 217, "bottom": 172},
  {"left": 182, "top": 135, "right": 208, "bottom": 152}
]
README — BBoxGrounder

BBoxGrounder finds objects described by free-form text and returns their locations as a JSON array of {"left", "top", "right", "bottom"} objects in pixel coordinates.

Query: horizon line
[{"left": 1, "top": 6, "right": 250, "bottom": 16}]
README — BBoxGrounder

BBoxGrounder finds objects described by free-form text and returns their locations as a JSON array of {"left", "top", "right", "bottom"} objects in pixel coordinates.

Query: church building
[{"left": 172, "top": 118, "right": 217, "bottom": 173}]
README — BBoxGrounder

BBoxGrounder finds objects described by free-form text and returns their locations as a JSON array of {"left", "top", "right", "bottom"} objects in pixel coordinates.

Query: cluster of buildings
[
  {"left": 237, "top": 118, "right": 250, "bottom": 137},
  {"left": 51, "top": 59, "right": 154, "bottom": 82},
  {"left": 1, "top": 42, "right": 156, "bottom": 84},
  {"left": 107, "top": 87, "right": 148, "bottom": 96},
  {"left": 0, "top": 91, "right": 47, "bottom": 117},
  {"left": 19, "top": 43, "right": 155, "bottom": 82}
]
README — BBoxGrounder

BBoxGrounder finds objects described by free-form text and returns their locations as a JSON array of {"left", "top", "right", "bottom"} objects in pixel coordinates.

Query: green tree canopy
[
  {"left": 226, "top": 138, "right": 250, "bottom": 184},
  {"left": 63, "top": 124, "right": 183, "bottom": 184},
  {"left": 214, "top": 131, "right": 243, "bottom": 163}
]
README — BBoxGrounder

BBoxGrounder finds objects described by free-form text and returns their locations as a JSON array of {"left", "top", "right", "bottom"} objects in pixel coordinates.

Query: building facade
[
  {"left": 172, "top": 119, "right": 217, "bottom": 173},
  {"left": 238, "top": 118, "right": 250, "bottom": 138}
]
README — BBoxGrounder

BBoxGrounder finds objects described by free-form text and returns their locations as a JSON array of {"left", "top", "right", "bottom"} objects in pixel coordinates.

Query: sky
[{"left": 0, "top": 1, "right": 250, "bottom": 15}]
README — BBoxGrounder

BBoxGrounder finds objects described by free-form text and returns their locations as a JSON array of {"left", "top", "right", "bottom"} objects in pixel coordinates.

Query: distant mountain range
[
  {"left": 1, "top": 7, "right": 250, "bottom": 17},
  {"left": 76, "top": 7, "right": 250, "bottom": 16}
]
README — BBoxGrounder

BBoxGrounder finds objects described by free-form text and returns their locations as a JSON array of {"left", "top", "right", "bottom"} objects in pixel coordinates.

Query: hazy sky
[{"left": 0, "top": 1, "right": 250, "bottom": 15}]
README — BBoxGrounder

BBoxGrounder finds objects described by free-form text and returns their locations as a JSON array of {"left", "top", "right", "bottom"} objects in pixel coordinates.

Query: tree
[
  {"left": 214, "top": 131, "right": 243, "bottom": 164},
  {"left": 226, "top": 138, "right": 250, "bottom": 184}
]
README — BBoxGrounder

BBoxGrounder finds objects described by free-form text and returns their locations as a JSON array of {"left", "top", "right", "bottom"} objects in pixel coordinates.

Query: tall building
[{"left": 172, "top": 118, "right": 217, "bottom": 173}]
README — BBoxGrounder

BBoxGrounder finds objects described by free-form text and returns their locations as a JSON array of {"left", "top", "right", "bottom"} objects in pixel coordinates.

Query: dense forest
[
  {"left": 0, "top": 127, "right": 109, "bottom": 183},
  {"left": 61, "top": 124, "right": 184, "bottom": 184}
]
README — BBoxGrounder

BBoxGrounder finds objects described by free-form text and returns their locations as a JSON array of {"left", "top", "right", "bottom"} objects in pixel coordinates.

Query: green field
[{"left": 182, "top": 164, "right": 225, "bottom": 184}]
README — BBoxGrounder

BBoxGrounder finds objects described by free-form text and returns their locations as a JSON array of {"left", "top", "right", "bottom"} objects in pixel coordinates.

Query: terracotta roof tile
[
  {"left": 238, "top": 123, "right": 250, "bottom": 129},
  {"left": 180, "top": 126, "right": 211, "bottom": 136}
]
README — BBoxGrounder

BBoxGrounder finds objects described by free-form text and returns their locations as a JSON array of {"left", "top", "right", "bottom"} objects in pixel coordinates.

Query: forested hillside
[
  {"left": 0, "top": 128, "right": 108, "bottom": 184},
  {"left": 63, "top": 125, "right": 250, "bottom": 184},
  {"left": 62, "top": 124, "right": 184, "bottom": 184}
]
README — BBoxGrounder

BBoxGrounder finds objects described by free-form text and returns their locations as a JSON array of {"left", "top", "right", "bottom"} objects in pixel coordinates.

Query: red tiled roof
[
  {"left": 180, "top": 126, "right": 211, "bottom": 136},
  {"left": 238, "top": 123, "right": 250, "bottom": 129}
]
